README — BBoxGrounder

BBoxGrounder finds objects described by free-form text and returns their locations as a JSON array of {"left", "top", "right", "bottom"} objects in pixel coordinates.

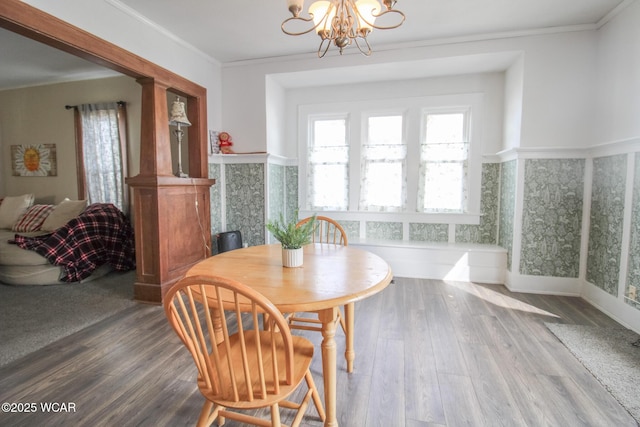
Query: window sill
[{"left": 299, "top": 210, "right": 482, "bottom": 225}]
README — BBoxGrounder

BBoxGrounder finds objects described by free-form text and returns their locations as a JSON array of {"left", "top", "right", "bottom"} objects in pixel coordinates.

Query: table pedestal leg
[
  {"left": 318, "top": 307, "right": 339, "bottom": 427},
  {"left": 344, "top": 302, "right": 355, "bottom": 373}
]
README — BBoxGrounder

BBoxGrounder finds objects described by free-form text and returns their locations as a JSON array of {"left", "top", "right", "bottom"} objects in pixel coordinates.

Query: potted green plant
[{"left": 266, "top": 212, "right": 316, "bottom": 267}]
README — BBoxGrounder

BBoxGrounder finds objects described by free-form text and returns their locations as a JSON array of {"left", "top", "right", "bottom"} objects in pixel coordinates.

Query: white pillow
[
  {"left": 40, "top": 198, "right": 88, "bottom": 232},
  {"left": 0, "top": 194, "right": 35, "bottom": 229}
]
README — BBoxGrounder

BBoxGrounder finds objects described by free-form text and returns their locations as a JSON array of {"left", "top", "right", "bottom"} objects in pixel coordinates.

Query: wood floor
[{"left": 0, "top": 277, "right": 637, "bottom": 427}]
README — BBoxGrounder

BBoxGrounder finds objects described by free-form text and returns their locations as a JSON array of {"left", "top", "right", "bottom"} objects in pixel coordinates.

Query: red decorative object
[{"left": 218, "top": 131, "right": 235, "bottom": 154}]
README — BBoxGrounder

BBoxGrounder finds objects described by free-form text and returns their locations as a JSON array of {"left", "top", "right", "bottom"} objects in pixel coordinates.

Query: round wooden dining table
[{"left": 186, "top": 243, "right": 393, "bottom": 427}]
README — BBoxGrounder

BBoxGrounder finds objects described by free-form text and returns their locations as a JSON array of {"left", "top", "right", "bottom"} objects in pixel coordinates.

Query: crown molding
[
  {"left": 105, "top": 0, "right": 220, "bottom": 66},
  {"left": 596, "top": 0, "right": 638, "bottom": 27}
]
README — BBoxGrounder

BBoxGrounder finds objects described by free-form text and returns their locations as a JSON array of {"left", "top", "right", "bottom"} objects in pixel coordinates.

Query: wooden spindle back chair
[
  {"left": 164, "top": 275, "right": 325, "bottom": 427},
  {"left": 297, "top": 215, "right": 348, "bottom": 246}
]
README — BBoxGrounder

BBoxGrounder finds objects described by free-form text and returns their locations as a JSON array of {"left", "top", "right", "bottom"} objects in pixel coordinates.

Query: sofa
[{"left": 0, "top": 194, "right": 135, "bottom": 285}]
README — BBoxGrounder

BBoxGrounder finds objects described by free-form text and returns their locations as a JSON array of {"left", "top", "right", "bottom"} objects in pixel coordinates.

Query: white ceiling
[
  {"left": 114, "top": 0, "right": 626, "bottom": 62},
  {"left": 0, "top": 0, "right": 630, "bottom": 90},
  {"left": 0, "top": 27, "right": 121, "bottom": 90}
]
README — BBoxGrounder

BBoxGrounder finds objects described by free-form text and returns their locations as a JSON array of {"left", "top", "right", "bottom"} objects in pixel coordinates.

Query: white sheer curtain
[
  {"left": 418, "top": 112, "right": 469, "bottom": 213},
  {"left": 77, "top": 102, "right": 128, "bottom": 213},
  {"left": 308, "top": 117, "right": 349, "bottom": 210},
  {"left": 359, "top": 115, "right": 406, "bottom": 211}
]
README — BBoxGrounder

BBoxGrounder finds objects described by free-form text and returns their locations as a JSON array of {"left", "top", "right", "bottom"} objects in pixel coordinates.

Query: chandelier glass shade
[{"left": 282, "top": 0, "right": 405, "bottom": 57}]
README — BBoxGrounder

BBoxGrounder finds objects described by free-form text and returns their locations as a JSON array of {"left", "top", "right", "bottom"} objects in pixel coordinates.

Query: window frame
[
  {"left": 306, "top": 113, "right": 351, "bottom": 211},
  {"left": 298, "top": 94, "right": 483, "bottom": 224},
  {"left": 418, "top": 106, "right": 471, "bottom": 213},
  {"left": 359, "top": 111, "right": 408, "bottom": 212}
]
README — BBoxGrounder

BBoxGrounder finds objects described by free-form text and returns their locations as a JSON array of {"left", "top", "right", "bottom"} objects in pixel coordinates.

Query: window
[
  {"left": 73, "top": 102, "right": 129, "bottom": 213},
  {"left": 307, "top": 116, "right": 349, "bottom": 210},
  {"left": 418, "top": 110, "right": 469, "bottom": 213},
  {"left": 299, "top": 94, "right": 482, "bottom": 220},
  {"left": 360, "top": 114, "right": 406, "bottom": 211}
]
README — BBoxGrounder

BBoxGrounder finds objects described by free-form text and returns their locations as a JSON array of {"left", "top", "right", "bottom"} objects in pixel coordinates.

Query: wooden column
[
  {"left": 136, "top": 78, "right": 173, "bottom": 177},
  {"left": 187, "top": 91, "right": 209, "bottom": 178},
  {"left": 127, "top": 79, "right": 215, "bottom": 303}
]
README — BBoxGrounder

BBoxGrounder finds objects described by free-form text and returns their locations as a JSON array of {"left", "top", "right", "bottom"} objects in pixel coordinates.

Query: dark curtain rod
[{"left": 65, "top": 101, "right": 125, "bottom": 110}]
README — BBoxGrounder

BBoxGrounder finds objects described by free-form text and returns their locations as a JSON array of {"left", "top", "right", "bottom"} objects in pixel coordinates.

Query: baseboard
[
  {"left": 581, "top": 281, "right": 640, "bottom": 335},
  {"left": 504, "top": 271, "right": 582, "bottom": 296}
]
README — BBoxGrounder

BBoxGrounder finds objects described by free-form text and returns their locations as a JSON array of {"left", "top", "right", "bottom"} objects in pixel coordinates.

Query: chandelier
[{"left": 282, "top": 0, "right": 405, "bottom": 57}]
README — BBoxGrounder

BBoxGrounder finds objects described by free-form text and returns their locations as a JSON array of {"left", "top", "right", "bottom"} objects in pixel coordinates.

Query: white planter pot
[{"left": 282, "top": 247, "right": 303, "bottom": 268}]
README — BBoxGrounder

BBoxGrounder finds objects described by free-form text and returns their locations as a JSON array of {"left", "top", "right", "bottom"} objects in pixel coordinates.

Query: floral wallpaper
[
  {"left": 456, "top": 163, "right": 500, "bottom": 244},
  {"left": 209, "top": 162, "right": 299, "bottom": 249},
  {"left": 409, "top": 223, "right": 448, "bottom": 242},
  {"left": 268, "top": 164, "right": 285, "bottom": 222},
  {"left": 626, "top": 153, "right": 640, "bottom": 308},
  {"left": 499, "top": 160, "right": 516, "bottom": 270},
  {"left": 587, "top": 155, "right": 627, "bottom": 296},
  {"left": 208, "top": 163, "right": 222, "bottom": 237},
  {"left": 225, "top": 163, "right": 265, "bottom": 247},
  {"left": 366, "top": 221, "right": 403, "bottom": 240},
  {"left": 520, "top": 159, "right": 584, "bottom": 277},
  {"left": 338, "top": 220, "right": 360, "bottom": 242},
  {"left": 285, "top": 166, "right": 298, "bottom": 224}
]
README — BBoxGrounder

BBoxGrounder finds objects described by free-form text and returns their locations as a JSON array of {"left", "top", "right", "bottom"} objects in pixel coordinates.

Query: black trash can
[{"left": 216, "top": 230, "right": 242, "bottom": 254}]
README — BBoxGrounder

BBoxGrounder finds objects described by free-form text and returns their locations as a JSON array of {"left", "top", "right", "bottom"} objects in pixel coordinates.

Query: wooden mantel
[{"left": 0, "top": 0, "right": 215, "bottom": 303}]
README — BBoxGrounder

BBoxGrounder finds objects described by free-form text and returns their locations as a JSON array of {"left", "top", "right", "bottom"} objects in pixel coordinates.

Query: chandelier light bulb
[
  {"left": 355, "top": 0, "right": 380, "bottom": 33},
  {"left": 309, "top": 1, "right": 334, "bottom": 35}
]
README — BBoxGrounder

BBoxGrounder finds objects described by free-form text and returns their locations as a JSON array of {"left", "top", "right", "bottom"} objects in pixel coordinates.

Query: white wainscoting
[{"left": 349, "top": 238, "right": 507, "bottom": 284}]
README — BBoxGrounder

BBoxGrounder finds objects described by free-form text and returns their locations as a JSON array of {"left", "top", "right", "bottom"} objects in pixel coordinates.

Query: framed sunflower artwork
[{"left": 11, "top": 144, "right": 57, "bottom": 177}]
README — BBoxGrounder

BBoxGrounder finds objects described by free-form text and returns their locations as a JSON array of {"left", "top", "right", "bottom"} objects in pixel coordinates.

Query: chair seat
[{"left": 199, "top": 331, "right": 315, "bottom": 409}]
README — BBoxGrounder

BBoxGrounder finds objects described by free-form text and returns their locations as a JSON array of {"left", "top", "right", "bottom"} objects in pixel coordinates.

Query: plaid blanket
[{"left": 11, "top": 203, "right": 136, "bottom": 282}]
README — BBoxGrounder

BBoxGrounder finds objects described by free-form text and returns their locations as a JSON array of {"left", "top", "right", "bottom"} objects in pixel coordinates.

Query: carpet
[
  {"left": 546, "top": 323, "right": 640, "bottom": 424},
  {"left": 0, "top": 270, "right": 137, "bottom": 367}
]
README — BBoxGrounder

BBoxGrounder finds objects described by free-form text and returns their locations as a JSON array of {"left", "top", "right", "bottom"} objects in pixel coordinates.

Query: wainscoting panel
[
  {"left": 520, "top": 158, "right": 584, "bottom": 278},
  {"left": 587, "top": 154, "right": 627, "bottom": 296}
]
